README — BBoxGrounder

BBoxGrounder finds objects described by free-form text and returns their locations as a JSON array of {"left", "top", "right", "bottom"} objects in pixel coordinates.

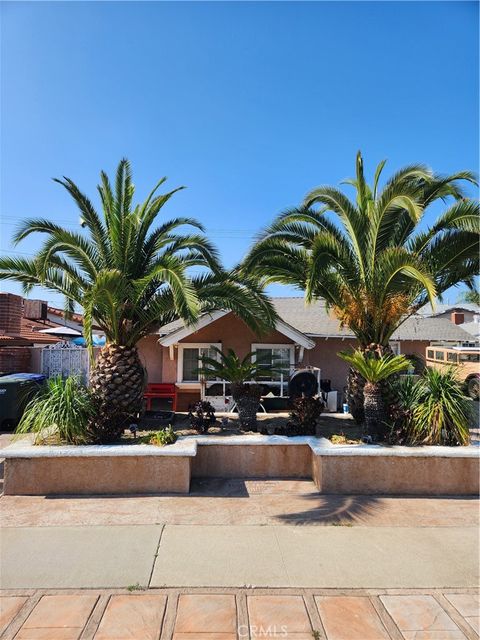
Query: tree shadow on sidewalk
[{"left": 272, "top": 493, "right": 382, "bottom": 526}]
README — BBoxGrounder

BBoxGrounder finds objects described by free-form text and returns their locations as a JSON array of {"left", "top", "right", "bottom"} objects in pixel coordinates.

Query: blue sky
[{"left": 1, "top": 1, "right": 478, "bottom": 308}]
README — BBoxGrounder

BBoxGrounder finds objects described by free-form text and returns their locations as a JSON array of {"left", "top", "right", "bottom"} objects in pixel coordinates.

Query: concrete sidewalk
[{"left": 1, "top": 523, "right": 478, "bottom": 590}]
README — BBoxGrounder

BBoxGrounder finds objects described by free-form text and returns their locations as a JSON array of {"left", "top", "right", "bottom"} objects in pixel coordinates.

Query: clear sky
[{"left": 1, "top": 0, "right": 478, "bottom": 308}]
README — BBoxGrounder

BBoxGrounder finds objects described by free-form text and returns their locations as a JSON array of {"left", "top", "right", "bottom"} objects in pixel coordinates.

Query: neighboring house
[
  {"left": 461, "top": 320, "right": 480, "bottom": 342},
  {"left": 137, "top": 298, "right": 473, "bottom": 410},
  {"left": 417, "top": 302, "right": 480, "bottom": 325},
  {"left": 0, "top": 293, "right": 61, "bottom": 373}
]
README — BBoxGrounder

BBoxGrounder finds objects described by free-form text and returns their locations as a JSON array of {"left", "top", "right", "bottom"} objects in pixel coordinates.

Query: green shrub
[
  {"left": 409, "top": 367, "right": 471, "bottom": 446},
  {"left": 390, "top": 368, "right": 471, "bottom": 446},
  {"left": 148, "top": 425, "right": 177, "bottom": 446},
  {"left": 15, "top": 376, "right": 95, "bottom": 445}
]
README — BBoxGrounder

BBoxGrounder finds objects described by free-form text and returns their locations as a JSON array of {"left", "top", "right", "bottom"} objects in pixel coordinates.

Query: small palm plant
[
  {"left": 410, "top": 367, "right": 471, "bottom": 446},
  {"left": 196, "top": 347, "right": 281, "bottom": 431},
  {"left": 339, "top": 351, "right": 410, "bottom": 437},
  {"left": 15, "top": 376, "right": 95, "bottom": 445}
]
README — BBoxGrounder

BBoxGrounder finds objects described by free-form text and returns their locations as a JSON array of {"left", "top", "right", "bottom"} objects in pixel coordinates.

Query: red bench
[{"left": 144, "top": 383, "right": 177, "bottom": 411}]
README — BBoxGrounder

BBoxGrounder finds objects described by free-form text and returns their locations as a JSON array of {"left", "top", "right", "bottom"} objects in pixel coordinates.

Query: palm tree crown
[
  {"left": 195, "top": 347, "right": 282, "bottom": 384},
  {"left": 0, "top": 159, "right": 277, "bottom": 348},
  {"left": 339, "top": 351, "right": 409, "bottom": 383},
  {"left": 245, "top": 152, "right": 479, "bottom": 346}
]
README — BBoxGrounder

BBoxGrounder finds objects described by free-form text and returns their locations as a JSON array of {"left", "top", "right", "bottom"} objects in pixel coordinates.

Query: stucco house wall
[
  {"left": 137, "top": 335, "right": 163, "bottom": 384},
  {"left": 302, "top": 338, "right": 354, "bottom": 393}
]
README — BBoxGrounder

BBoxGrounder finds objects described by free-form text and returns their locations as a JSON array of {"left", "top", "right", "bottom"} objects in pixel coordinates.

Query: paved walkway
[{"left": 1, "top": 588, "right": 479, "bottom": 639}]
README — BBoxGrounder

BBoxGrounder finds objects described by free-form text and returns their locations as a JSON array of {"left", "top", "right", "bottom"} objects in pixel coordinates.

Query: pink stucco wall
[
  {"left": 302, "top": 338, "right": 355, "bottom": 393},
  {"left": 137, "top": 335, "right": 163, "bottom": 384},
  {"left": 178, "top": 313, "right": 293, "bottom": 355}
]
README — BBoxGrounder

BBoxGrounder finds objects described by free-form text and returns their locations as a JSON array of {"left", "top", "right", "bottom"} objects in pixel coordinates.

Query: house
[
  {"left": 417, "top": 302, "right": 480, "bottom": 325},
  {"left": 137, "top": 298, "right": 473, "bottom": 411},
  {"left": 0, "top": 293, "right": 61, "bottom": 373},
  {"left": 460, "top": 320, "right": 480, "bottom": 342}
]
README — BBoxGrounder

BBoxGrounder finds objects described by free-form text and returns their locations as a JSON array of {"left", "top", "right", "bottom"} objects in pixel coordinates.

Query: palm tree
[
  {"left": 339, "top": 351, "right": 409, "bottom": 437},
  {"left": 460, "top": 289, "right": 480, "bottom": 305},
  {"left": 245, "top": 152, "right": 479, "bottom": 422},
  {"left": 196, "top": 347, "right": 281, "bottom": 430},
  {"left": 0, "top": 159, "right": 277, "bottom": 442}
]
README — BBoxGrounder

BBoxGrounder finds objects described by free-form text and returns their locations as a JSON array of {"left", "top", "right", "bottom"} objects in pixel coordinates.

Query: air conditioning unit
[
  {"left": 326, "top": 390, "right": 338, "bottom": 412},
  {"left": 24, "top": 300, "right": 48, "bottom": 320}
]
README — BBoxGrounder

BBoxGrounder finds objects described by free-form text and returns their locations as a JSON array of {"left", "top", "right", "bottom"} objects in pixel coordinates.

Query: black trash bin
[{"left": 0, "top": 373, "right": 46, "bottom": 430}]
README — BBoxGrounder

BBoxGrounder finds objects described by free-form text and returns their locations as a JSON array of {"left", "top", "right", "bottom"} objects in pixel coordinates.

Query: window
[
  {"left": 435, "top": 350, "right": 445, "bottom": 361},
  {"left": 427, "top": 349, "right": 434, "bottom": 360},
  {"left": 389, "top": 342, "right": 401, "bottom": 355},
  {"left": 252, "top": 344, "right": 294, "bottom": 382},
  {"left": 447, "top": 352, "right": 458, "bottom": 363},
  {"left": 178, "top": 343, "right": 221, "bottom": 383},
  {"left": 459, "top": 352, "right": 480, "bottom": 363}
]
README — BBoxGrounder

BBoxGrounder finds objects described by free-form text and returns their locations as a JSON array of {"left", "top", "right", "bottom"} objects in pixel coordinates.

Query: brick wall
[
  {"left": 0, "top": 347, "right": 31, "bottom": 374},
  {"left": 0, "top": 293, "right": 23, "bottom": 334}
]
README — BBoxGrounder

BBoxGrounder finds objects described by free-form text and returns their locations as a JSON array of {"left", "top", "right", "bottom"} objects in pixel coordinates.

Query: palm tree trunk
[
  {"left": 89, "top": 344, "right": 145, "bottom": 442},
  {"left": 232, "top": 383, "right": 261, "bottom": 432},
  {"left": 363, "top": 381, "right": 386, "bottom": 438},
  {"left": 347, "top": 367, "right": 365, "bottom": 424},
  {"left": 347, "top": 344, "right": 392, "bottom": 425}
]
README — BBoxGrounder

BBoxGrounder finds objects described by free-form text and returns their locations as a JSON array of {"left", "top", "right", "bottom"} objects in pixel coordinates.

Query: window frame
[
  {"left": 389, "top": 341, "right": 401, "bottom": 355},
  {"left": 177, "top": 342, "right": 222, "bottom": 384},
  {"left": 251, "top": 343, "right": 295, "bottom": 383}
]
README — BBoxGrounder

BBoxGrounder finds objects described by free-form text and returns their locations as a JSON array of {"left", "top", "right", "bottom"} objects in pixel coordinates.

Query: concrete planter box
[
  {"left": 2, "top": 439, "right": 196, "bottom": 495},
  {"left": 2, "top": 435, "right": 479, "bottom": 496}
]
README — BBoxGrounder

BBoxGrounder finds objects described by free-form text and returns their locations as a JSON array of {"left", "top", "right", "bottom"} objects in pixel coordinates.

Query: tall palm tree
[
  {"left": 0, "top": 159, "right": 277, "bottom": 441},
  {"left": 244, "top": 152, "right": 479, "bottom": 422},
  {"left": 339, "top": 351, "right": 409, "bottom": 437}
]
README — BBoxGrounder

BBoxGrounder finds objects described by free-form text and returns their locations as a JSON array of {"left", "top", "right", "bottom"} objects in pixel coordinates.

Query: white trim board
[
  {"left": 158, "top": 311, "right": 229, "bottom": 347},
  {"left": 158, "top": 311, "right": 314, "bottom": 349}
]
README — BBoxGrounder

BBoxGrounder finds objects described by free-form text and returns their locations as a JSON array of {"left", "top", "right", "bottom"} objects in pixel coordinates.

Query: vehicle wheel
[{"left": 467, "top": 377, "right": 480, "bottom": 401}]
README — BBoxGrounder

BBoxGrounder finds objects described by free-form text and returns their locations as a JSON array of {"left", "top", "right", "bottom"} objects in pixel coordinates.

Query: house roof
[
  {"left": 460, "top": 321, "right": 480, "bottom": 339},
  {"left": 0, "top": 316, "right": 61, "bottom": 346},
  {"left": 47, "top": 306, "right": 85, "bottom": 324},
  {"left": 417, "top": 302, "right": 480, "bottom": 317},
  {"left": 272, "top": 298, "right": 472, "bottom": 342},
  {"left": 157, "top": 297, "right": 472, "bottom": 344}
]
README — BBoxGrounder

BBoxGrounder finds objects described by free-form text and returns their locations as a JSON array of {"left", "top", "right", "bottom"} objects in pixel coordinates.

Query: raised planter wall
[
  {"left": 191, "top": 444, "right": 311, "bottom": 479},
  {"left": 312, "top": 454, "right": 480, "bottom": 496},
  {"left": 4, "top": 455, "right": 191, "bottom": 495},
  {"left": 2, "top": 436, "right": 479, "bottom": 496}
]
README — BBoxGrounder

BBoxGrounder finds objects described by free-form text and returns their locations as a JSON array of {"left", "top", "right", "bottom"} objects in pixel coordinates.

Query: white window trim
[
  {"left": 177, "top": 342, "right": 222, "bottom": 385},
  {"left": 251, "top": 343, "right": 295, "bottom": 383},
  {"left": 389, "top": 341, "right": 401, "bottom": 355}
]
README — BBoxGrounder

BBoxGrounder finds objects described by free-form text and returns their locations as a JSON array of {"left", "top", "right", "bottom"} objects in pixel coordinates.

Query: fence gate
[{"left": 41, "top": 343, "right": 90, "bottom": 384}]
